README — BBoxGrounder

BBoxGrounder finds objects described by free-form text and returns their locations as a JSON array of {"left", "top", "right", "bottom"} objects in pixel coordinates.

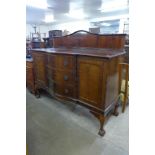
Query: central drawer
[
  {"left": 47, "top": 54, "right": 76, "bottom": 70},
  {"left": 54, "top": 84, "right": 76, "bottom": 98},
  {"left": 46, "top": 54, "right": 77, "bottom": 99},
  {"left": 52, "top": 70, "right": 76, "bottom": 85}
]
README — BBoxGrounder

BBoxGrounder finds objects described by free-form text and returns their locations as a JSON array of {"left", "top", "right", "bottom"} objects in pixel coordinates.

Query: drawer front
[
  {"left": 54, "top": 84, "right": 76, "bottom": 98},
  {"left": 52, "top": 70, "right": 76, "bottom": 85},
  {"left": 47, "top": 54, "right": 76, "bottom": 70}
]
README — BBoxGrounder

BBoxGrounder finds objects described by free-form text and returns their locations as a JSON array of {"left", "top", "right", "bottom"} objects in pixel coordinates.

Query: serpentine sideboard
[{"left": 30, "top": 30, "right": 126, "bottom": 136}]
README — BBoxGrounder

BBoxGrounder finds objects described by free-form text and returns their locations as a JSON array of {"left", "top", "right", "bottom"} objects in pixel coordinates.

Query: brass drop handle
[
  {"left": 64, "top": 75, "right": 68, "bottom": 81},
  {"left": 64, "top": 89, "right": 69, "bottom": 94}
]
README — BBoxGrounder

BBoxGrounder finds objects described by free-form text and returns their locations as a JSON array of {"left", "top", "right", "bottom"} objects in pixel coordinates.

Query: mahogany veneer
[
  {"left": 31, "top": 30, "right": 126, "bottom": 136},
  {"left": 26, "top": 59, "right": 35, "bottom": 94}
]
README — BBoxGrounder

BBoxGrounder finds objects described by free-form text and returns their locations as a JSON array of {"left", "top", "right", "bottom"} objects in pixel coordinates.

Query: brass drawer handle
[
  {"left": 64, "top": 75, "right": 68, "bottom": 81},
  {"left": 64, "top": 89, "right": 69, "bottom": 94}
]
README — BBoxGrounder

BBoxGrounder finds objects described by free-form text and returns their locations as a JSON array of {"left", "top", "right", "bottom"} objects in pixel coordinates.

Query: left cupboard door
[{"left": 32, "top": 52, "right": 48, "bottom": 90}]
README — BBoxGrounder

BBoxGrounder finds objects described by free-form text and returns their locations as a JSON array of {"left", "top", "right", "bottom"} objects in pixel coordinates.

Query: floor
[{"left": 26, "top": 89, "right": 129, "bottom": 155}]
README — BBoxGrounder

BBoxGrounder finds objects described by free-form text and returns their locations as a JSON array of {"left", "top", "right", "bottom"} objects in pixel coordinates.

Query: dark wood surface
[
  {"left": 32, "top": 52, "right": 48, "bottom": 91},
  {"left": 51, "top": 30, "right": 126, "bottom": 49},
  {"left": 30, "top": 31, "right": 126, "bottom": 136},
  {"left": 31, "top": 47, "right": 125, "bottom": 59},
  {"left": 26, "top": 60, "right": 35, "bottom": 94},
  {"left": 77, "top": 56, "right": 103, "bottom": 109}
]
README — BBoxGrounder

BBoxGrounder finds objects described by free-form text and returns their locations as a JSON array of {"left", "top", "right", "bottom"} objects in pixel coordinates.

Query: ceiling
[{"left": 26, "top": 0, "right": 129, "bottom": 26}]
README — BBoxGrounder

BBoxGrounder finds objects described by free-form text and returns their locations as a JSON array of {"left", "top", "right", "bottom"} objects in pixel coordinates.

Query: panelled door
[
  {"left": 77, "top": 56, "right": 103, "bottom": 109},
  {"left": 32, "top": 52, "right": 48, "bottom": 89}
]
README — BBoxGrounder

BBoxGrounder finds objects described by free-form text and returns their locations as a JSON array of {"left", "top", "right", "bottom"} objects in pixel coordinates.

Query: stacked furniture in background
[
  {"left": 124, "top": 34, "right": 129, "bottom": 63},
  {"left": 49, "top": 30, "right": 62, "bottom": 47},
  {"left": 118, "top": 63, "right": 129, "bottom": 112}
]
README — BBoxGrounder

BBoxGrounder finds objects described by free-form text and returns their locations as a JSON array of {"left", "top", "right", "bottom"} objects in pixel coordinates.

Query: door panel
[
  {"left": 78, "top": 57, "right": 103, "bottom": 108},
  {"left": 32, "top": 53, "right": 48, "bottom": 88}
]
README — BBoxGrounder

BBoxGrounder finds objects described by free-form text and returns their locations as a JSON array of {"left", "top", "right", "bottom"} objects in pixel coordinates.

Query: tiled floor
[{"left": 26, "top": 90, "right": 129, "bottom": 155}]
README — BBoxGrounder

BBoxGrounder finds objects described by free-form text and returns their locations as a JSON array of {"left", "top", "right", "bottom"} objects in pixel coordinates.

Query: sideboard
[{"left": 31, "top": 30, "right": 126, "bottom": 136}]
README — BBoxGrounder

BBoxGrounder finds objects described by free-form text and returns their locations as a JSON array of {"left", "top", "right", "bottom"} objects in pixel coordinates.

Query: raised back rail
[{"left": 51, "top": 30, "right": 126, "bottom": 49}]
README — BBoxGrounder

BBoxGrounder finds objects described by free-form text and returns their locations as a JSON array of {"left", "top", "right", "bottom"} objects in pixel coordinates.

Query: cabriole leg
[
  {"left": 98, "top": 115, "right": 105, "bottom": 137},
  {"left": 90, "top": 111, "right": 106, "bottom": 137}
]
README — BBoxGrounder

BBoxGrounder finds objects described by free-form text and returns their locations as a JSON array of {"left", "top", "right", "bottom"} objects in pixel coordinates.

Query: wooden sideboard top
[
  {"left": 31, "top": 47, "right": 125, "bottom": 59},
  {"left": 31, "top": 30, "right": 126, "bottom": 59}
]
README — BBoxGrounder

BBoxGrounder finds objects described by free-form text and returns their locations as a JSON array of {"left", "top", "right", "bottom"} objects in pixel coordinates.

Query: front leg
[
  {"left": 90, "top": 111, "right": 106, "bottom": 137},
  {"left": 98, "top": 114, "right": 106, "bottom": 136}
]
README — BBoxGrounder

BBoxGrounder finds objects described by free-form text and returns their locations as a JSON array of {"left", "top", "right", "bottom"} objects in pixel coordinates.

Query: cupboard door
[
  {"left": 26, "top": 61, "right": 35, "bottom": 93},
  {"left": 78, "top": 57, "right": 103, "bottom": 108},
  {"left": 32, "top": 52, "right": 48, "bottom": 89}
]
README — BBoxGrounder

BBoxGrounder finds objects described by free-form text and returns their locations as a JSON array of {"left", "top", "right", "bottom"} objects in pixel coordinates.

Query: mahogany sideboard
[{"left": 31, "top": 30, "right": 126, "bottom": 136}]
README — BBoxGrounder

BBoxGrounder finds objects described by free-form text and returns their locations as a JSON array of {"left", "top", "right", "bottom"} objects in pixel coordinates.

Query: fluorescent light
[
  {"left": 101, "top": 7, "right": 128, "bottom": 12},
  {"left": 100, "top": 0, "right": 128, "bottom": 12},
  {"left": 27, "top": 0, "right": 48, "bottom": 9},
  {"left": 90, "top": 14, "right": 129, "bottom": 22},
  {"left": 44, "top": 14, "right": 54, "bottom": 23},
  {"left": 66, "top": 10, "right": 87, "bottom": 19},
  {"left": 101, "top": 6, "right": 128, "bottom": 12},
  {"left": 66, "top": 2, "right": 87, "bottom": 19},
  {"left": 101, "top": 23, "right": 111, "bottom": 26}
]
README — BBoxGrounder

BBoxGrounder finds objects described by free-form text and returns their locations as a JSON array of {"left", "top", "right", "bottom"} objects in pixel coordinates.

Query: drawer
[
  {"left": 47, "top": 54, "right": 76, "bottom": 70},
  {"left": 51, "top": 70, "right": 76, "bottom": 85},
  {"left": 54, "top": 84, "right": 76, "bottom": 98}
]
